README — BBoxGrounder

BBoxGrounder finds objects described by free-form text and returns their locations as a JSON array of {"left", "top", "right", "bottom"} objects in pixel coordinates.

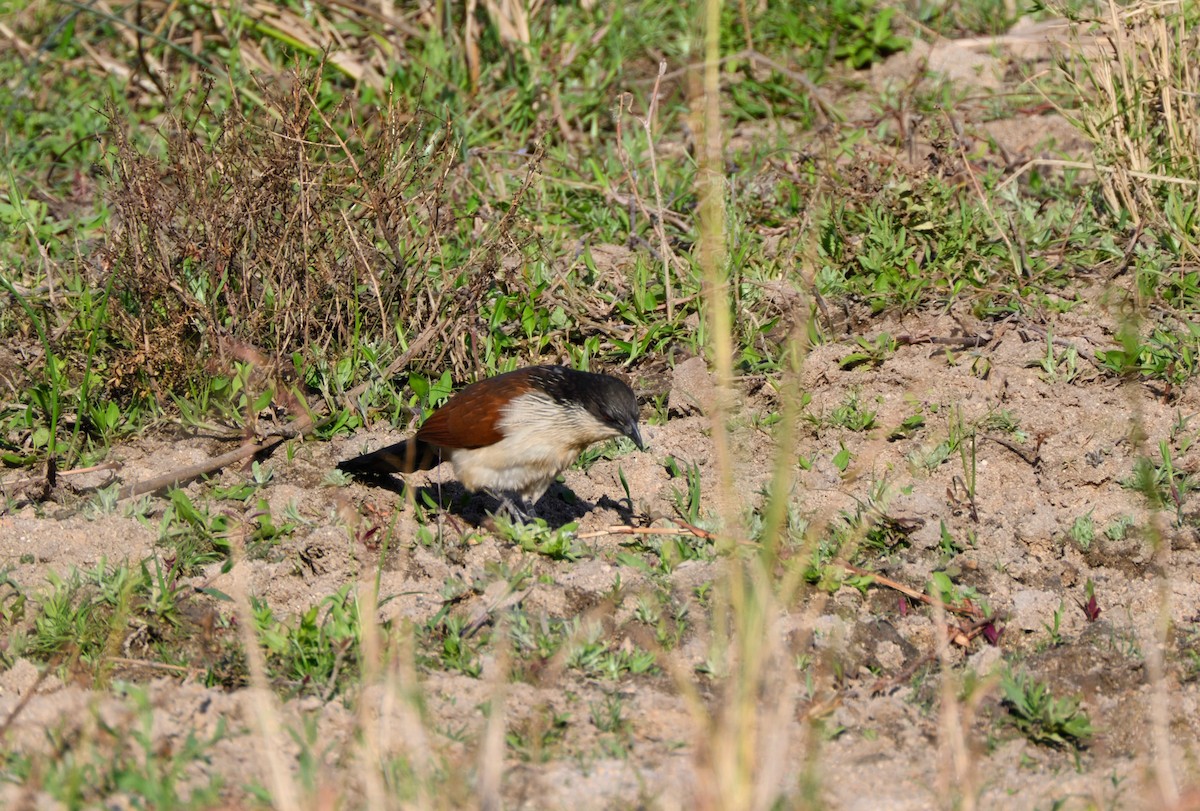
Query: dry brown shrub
[{"left": 101, "top": 71, "right": 511, "bottom": 400}]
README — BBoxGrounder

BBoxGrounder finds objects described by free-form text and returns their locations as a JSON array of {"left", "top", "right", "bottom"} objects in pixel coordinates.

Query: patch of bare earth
[{"left": 5, "top": 291, "right": 1199, "bottom": 808}]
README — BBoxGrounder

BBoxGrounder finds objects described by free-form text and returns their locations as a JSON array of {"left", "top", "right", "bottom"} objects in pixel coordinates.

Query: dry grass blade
[
  {"left": 614, "top": 60, "right": 679, "bottom": 320},
  {"left": 482, "top": 0, "right": 540, "bottom": 48},
  {"left": 227, "top": 528, "right": 303, "bottom": 811},
  {"left": 1052, "top": 0, "right": 1200, "bottom": 256}
]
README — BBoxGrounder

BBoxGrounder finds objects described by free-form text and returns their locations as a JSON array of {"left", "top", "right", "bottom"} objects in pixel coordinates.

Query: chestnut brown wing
[{"left": 415, "top": 368, "right": 536, "bottom": 450}]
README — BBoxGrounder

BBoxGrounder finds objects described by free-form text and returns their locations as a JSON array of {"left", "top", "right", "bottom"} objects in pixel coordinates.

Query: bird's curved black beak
[{"left": 627, "top": 423, "right": 645, "bottom": 451}]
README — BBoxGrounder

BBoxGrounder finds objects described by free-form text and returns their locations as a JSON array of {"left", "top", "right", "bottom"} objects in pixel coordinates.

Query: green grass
[
  {"left": 4, "top": 0, "right": 1198, "bottom": 470},
  {"left": 4, "top": 0, "right": 1200, "bottom": 806}
]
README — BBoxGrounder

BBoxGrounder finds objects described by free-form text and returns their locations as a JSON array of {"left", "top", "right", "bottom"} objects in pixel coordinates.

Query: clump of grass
[
  {"left": 999, "top": 669, "right": 1093, "bottom": 750},
  {"left": 1, "top": 682, "right": 225, "bottom": 809},
  {"left": 1068, "top": 509, "right": 1096, "bottom": 550},
  {"left": 252, "top": 586, "right": 364, "bottom": 695},
  {"left": 6, "top": 557, "right": 205, "bottom": 681}
]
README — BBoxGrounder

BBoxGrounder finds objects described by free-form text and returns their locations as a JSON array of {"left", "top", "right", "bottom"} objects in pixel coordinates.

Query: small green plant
[
  {"left": 938, "top": 520, "right": 965, "bottom": 557},
  {"left": 829, "top": 391, "right": 877, "bottom": 431},
  {"left": 839, "top": 332, "right": 896, "bottom": 369},
  {"left": 1034, "top": 333, "right": 1080, "bottom": 383},
  {"left": 1069, "top": 509, "right": 1096, "bottom": 551},
  {"left": 888, "top": 410, "right": 925, "bottom": 440},
  {"left": 1098, "top": 323, "right": 1200, "bottom": 386},
  {"left": 406, "top": 369, "right": 455, "bottom": 419},
  {"left": 566, "top": 619, "right": 657, "bottom": 680},
  {"left": 616, "top": 526, "right": 715, "bottom": 575},
  {"left": 951, "top": 407, "right": 978, "bottom": 521},
  {"left": 926, "top": 571, "right": 986, "bottom": 614},
  {"left": 969, "top": 353, "right": 992, "bottom": 379},
  {"left": 212, "top": 461, "right": 274, "bottom": 501},
  {"left": 632, "top": 592, "right": 688, "bottom": 649},
  {"left": 665, "top": 456, "right": 704, "bottom": 525},
  {"left": 575, "top": 433, "right": 640, "bottom": 471},
  {"left": 253, "top": 585, "right": 363, "bottom": 691},
  {"left": 590, "top": 691, "right": 630, "bottom": 736},
  {"left": 832, "top": 443, "right": 852, "bottom": 474},
  {"left": 1105, "top": 515, "right": 1135, "bottom": 541},
  {"left": 500, "top": 517, "right": 589, "bottom": 561},
  {"left": 828, "top": 0, "right": 910, "bottom": 68},
  {"left": 1042, "top": 603, "right": 1066, "bottom": 648},
  {"left": 907, "top": 439, "right": 954, "bottom": 472},
  {"left": 505, "top": 607, "right": 558, "bottom": 670},
  {"left": 982, "top": 409, "right": 1024, "bottom": 439},
  {"left": 26, "top": 568, "right": 118, "bottom": 664},
  {"left": 1122, "top": 440, "right": 1196, "bottom": 524},
  {"left": 1000, "top": 670, "right": 1093, "bottom": 750},
  {"left": 84, "top": 482, "right": 122, "bottom": 518},
  {"left": 420, "top": 612, "right": 481, "bottom": 679},
  {"left": 158, "top": 490, "right": 231, "bottom": 563},
  {"left": 506, "top": 708, "right": 570, "bottom": 762}
]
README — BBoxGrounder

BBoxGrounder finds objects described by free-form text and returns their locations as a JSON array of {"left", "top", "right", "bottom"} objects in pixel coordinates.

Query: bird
[{"left": 338, "top": 365, "right": 645, "bottom": 520}]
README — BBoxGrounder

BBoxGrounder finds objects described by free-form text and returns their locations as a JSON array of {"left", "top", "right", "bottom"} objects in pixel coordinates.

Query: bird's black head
[
  {"left": 587, "top": 374, "right": 645, "bottom": 450},
  {"left": 533, "top": 366, "right": 645, "bottom": 450}
]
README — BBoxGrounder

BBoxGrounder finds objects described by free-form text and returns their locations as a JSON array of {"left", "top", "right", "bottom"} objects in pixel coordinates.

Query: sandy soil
[{"left": 6, "top": 295, "right": 1200, "bottom": 809}]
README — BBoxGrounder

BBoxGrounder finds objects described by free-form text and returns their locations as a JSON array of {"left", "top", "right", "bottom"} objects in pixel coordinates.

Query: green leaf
[{"left": 832, "top": 444, "right": 851, "bottom": 472}]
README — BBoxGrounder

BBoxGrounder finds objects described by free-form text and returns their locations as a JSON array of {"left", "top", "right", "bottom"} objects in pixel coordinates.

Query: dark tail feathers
[{"left": 337, "top": 438, "right": 442, "bottom": 476}]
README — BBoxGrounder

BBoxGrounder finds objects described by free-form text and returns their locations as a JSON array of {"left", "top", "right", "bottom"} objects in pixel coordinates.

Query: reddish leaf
[{"left": 982, "top": 621, "right": 1002, "bottom": 646}]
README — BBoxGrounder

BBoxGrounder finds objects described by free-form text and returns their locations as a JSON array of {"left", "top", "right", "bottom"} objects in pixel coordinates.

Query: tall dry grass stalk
[
  {"left": 685, "top": 0, "right": 818, "bottom": 807},
  {"left": 1121, "top": 389, "right": 1181, "bottom": 807},
  {"left": 615, "top": 62, "right": 679, "bottom": 321},
  {"left": 698, "top": 0, "right": 734, "bottom": 536},
  {"left": 931, "top": 597, "right": 975, "bottom": 811},
  {"left": 228, "top": 531, "right": 303, "bottom": 811},
  {"left": 477, "top": 630, "right": 510, "bottom": 811}
]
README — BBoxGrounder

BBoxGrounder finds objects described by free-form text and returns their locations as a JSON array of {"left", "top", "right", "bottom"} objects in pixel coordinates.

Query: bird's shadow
[{"left": 346, "top": 473, "right": 636, "bottom": 528}]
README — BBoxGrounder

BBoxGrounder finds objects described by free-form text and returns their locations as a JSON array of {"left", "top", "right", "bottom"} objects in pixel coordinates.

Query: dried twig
[
  {"left": 895, "top": 333, "right": 992, "bottom": 348},
  {"left": 106, "top": 656, "right": 205, "bottom": 677},
  {"left": 116, "top": 430, "right": 302, "bottom": 500},
  {"left": 867, "top": 617, "right": 997, "bottom": 695},
  {"left": 840, "top": 563, "right": 984, "bottom": 619},
  {"left": 984, "top": 433, "right": 1042, "bottom": 466},
  {"left": 576, "top": 520, "right": 715, "bottom": 541},
  {"left": 673, "top": 517, "right": 717, "bottom": 540},
  {"left": 0, "top": 461, "right": 121, "bottom": 490},
  {"left": 614, "top": 64, "right": 681, "bottom": 320}
]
